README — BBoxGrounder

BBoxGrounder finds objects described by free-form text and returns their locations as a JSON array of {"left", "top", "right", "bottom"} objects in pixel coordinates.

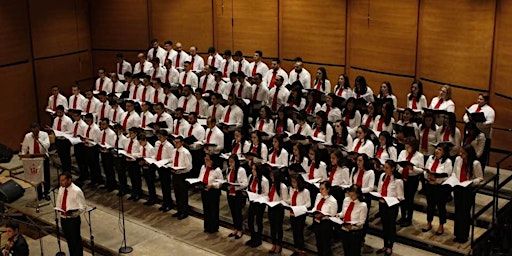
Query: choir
[{"left": 41, "top": 39, "right": 495, "bottom": 256}]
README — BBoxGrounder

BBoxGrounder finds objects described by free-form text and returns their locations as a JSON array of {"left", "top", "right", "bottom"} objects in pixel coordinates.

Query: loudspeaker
[{"left": 0, "top": 180, "right": 24, "bottom": 203}]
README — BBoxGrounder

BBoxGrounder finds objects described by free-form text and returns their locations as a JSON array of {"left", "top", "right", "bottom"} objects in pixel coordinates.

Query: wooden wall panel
[
  {"left": 90, "top": 0, "right": 149, "bottom": 50},
  {"left": 213, "top": 0, "right": 233, "bottom": 52},
  {"left": 493, "top": 0, "right": 512, "bottom": 96},
  {"left": 76, "top": 0, "right": 91, "bottom": 50},
  {"left": 281, "top": 61, "right": 345, "bottom": 91},
  {"left": 281, "top": 0, "right": 346, "bottom": 65},
  {"left": 0, "top": 64, "right": 37, "bottom": 149},
  {"left": 418, "top": 0, "right": 495, "bottom": 89},
  {"left": 348, "top": 69, "right": 414, "bottom": 108},
  {"left": 232, "top": 0, "right": 278, "bottom": 58},
  {"left": 92, "top": 50, "right": 140, "bottom": 74},
  {"left": 151, "top": 0, "right": 213, "bottom": 52},
  {"left": 29, "top": 0, "right": 82, "bottom": 58},
  {"left": 349, "top": 0, "right": 418, "bottom": 75},
  {"left": 0, "top": 1, "right": 30, "bottom": 66}
]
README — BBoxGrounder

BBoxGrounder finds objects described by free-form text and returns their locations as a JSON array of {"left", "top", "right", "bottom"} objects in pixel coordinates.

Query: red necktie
[
  {"left": 182, "top": 98, "right": 188, "bottom": 110},
  {"left": 356, "top": 169, "right": 364, "bottom": 187},
  {"left": 73, "top": 123, "right": 79, "bottom": 136},
  {"left": 377, "top": 118, "right": 385, "bottom": 131},
  {"left": 268, "top": 71, "right": 277, "bottom": 88},
  {"left": 99, "top": 79, "right": 104, "bottom": 91},
  {"left": 326, "top": 105, "right": 331, "bottom": 115},
  {"left": 329, "top": 166, "right": 336, "bottom": 183},
  {"left": 175, "top": 120, "right": 180, "bottom": 135},
  {"left": 412, "top": 98, "right": 417, "bottom": 109},
  {"left": 206, "top": 130, "right": 213, "bottom": 143},
  {"left": 297, "top": 125, "right": 303, "bottom": 134},
  {"left": 251, "top": 63, "right": 257, "bottom": 76},
  {"left": 195, "top": 102, "right": 200, "bottom": 114},
  {"left": 315, "top": 80, "right": 322, "bottom": 90},
  {"left": 152, "top": 69, "right": 157, "bottom": 80},
  {"left": 268, "top": 185, "right": 276, "bottom": 202},
  {"left": 164, "top": 95, "right": 169, "bottom": 106},
  {"left": 434, "top": 98, "right": 444, "bottom": 109},
  {"left": 336, "top": 87, "right": 343, "bottom": 96},
  {"left": 72, "top": 96, "right": 78, "bottom": 109},
  {"left": 53, "top": 95, "right": 57, "bottom": 110},
  {"left": 308, "top": 163, "right": 315, "bottom": 179},
  {"left": 56, "top": 118, "right": 62, "bottom": 131},
  {"left": 296, "top": 72, "right": 300, "bottom": 81},
  {"left": 238, "top": 61, "right": 242, "bottom": 72},
  {"left": 175, "top": 54, "right": 181, "bottom": 68},
  {"left": 203, "top": 167, "right": 211, "bottom": 185},
  {"left": 100, "top": 104, "right": 106, "bottom": 119},
  {"left": 354, "top": 140, "right": 362, "bottom": 153},
  {"left": 343, "top": 201, "right": 355, "bottom": 221},
  {"left": 86, "top": 100, "right": 92, "bottom": 113},
  {"left": 460, "top": 161, "right": 468, "bottom": 182},
  {"left": 141, "top": 63, "right": 145, "bottom": 73},
  {"left": 86, "top": 126, "right": 91, "bottom": 138},
  {"left": 33, "top": 136, "right": 40, "bottom": 154},
  {"left": 402, "top": 153, "right": 414, "bottom": 178},
  {"left": 316, "top": 198, "right": 326, "bottom": 211},
  {"left": 113, "top": 109, "right": 118, "bottom": 122},
  {"left": 154, "top": 90, "right": 159, "bottom": 103},
  {"left": 376, "top": 147, "right": 384, "bottom": 158},
  {"left": 156, "top": 114, "right": 162, "bottom": 123},
  {"left": 182, "top": 73, "right": 188, "bottom": 85},
  {"left": 127, "top": 139, "right": 134, "bottom": 154},
  {"left": 61, "top": 188, "right": 68, "bottom": 212},
  {"left": 231, "top": 143, "right": 239, "bottom": 154},
  {"left": 237, "top": 84, "right": 243, "bottom": 97},
  {"left": 229, "top": 169, "right": 236, "bottom": 194},
  {"left": 164, "top": 52, "right": 170, "bottom": 63},
  {"left": 476, "top": 106, "right": 482, "bottom": 112},
  {"left": 442, "top": 128, "right": 451, "bottom": 141},
  {"left": 431, "top": 158, "right": 440, "bottom": 173},
  {"left": 271, "top": 89, "right": 279, "bottom": 111},
  {"left": 212, "top": 106, "right": 217, "bottom": 119},
  {"left": 223, "top": 107, "right": 231, "bottom": 123},
  {"left": 214, "top": 82, "right": 220, "bottom": 92},
  {"left": 381, "top": 175, "right": 391, "bottom": 196},
  {"left": 142, "top": 147, "right": 146, "bottom": 157},
  {"left": 365, "top": 116, "right": 372, "bottom": 127},
  {"left": 165, "top": 69, "right": 170, "bottom": 83},
  {"left": 223, "top": 60, "right": 229, "bottom": 77},
  {"left": 344, "top": 113, "right": 351, "bottom": 126},
  {"left": 156, "top": 144, "right": 164, "bottom": 161},
  {"left": 271, "top": 151, "right": 277, "bottom": 164},
  {"left": 141, "top": 114, "right": 146, "bottom": 127},
  {"left": 421, "top": 129, "right": 429, "bottom": 150},
  {"left": 313, "top": 127, "right": 320, "bottom": 137},
  {"left": 251, "top": 145, "right": 258, "bottom": 153},
  {"left": 101, "top": 131, "right": 106, "bottom": 144},
  {"left": 188, "top": 125, "right": 194, "bottom": 137},
  {"left": 190, "top": 56, "right": 195, "bottom": 69},
  {"left": 173, "top": 150, "right": 180, "bottom": 167},
  {"left": 118, "top": 62, "right": 123, "bottom": 74},
  {"left": 141, "top": 87, "right": 147, "bottom": 101},
  {"left": 250, "top": 177, "right": 258, "bottom": 192},
  {"left": 291, "top": 191, "right": 298, "bottom": 206},
  {"left": 252, "top": 86, "right": 260, "bottom": 101},
  {"left": 132, "top": 86, "right": 138, "bottom": 100},
  {"left": 122, "top": 112, "right": 130, "bottom": 130},
  {"left": 210, "top": 56, "right": 215, "bottom": 66},
  {"left": 258, "top": 119, "right": 265, "bottom": 131},
  {"left": 202, "top": 76, "right": 208, "bottom": 91}
]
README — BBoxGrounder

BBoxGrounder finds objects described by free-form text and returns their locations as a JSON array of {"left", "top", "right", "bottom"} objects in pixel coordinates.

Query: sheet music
[
  {"left": 329, "top": 216, "right": 343, "bottom": 225},
  {"left": 185, "top": 178, "right": 202, "bottom": 184},
  {"left": 443, "top": 175, "right": 473, "bottom": 187}
]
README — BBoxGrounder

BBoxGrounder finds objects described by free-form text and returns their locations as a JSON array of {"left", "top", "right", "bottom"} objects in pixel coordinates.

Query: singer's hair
[
  {"left": 5, "top": 221, "right": 19, "bottom": 231},
  {"left": 60, "top": 172, "right": 72, "bottom": 180}
]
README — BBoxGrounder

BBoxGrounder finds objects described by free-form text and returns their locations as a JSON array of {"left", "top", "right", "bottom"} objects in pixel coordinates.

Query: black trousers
[
  {"left": 84, "top": 146, "right": 102, "bottom": 184},
  {"left": 330, "top": 186, "right": 346, "bottom": 212},
  {"left": 426, "top": 184, "right": 450, "bottom": 224},
  {"left": 114, "top": 156, "right": 127, "bottom": 193},
  {"left": 314, "top": 219, "right": 333, "bottom": 256},
  {"left": 201, "top": 188, "right": 221, "bottom": 232},
  {"left": 454, "top": 187, "right": 474, "bottom": 241},
  {"left": 227, "top": 192, "right": 246, "bottom": 230},
  {"left": 143, "top": 165, "right": 157, "bottom": 200},
  {"left": 290, "top": 215, "right": 306, "bottom": 249},
  {"left": 172, "top": 173, "right": 189, "bottom": 214},
  {"left": 247, "top": 202, "right": 265, "bottom": 242},
  {"left": 55, "top": 138, "right": 72, "bottom": 172},
  {"left": 400, "top": 175, "right": 420, "bottom": 222},
  {"left": 61, "top": 217, "right": 83, "bottom": 256},
  {"left": 127, "top": 161, "right": 141, "bottom": 197},
  {"left": 100, "top": 151, "right": 116, "bottom": 188},
  {"left": 74, "top": 144, "right": 88, "bottom": 180},
  {"left": 379, "top": 202, "right": 399, "bottom": 249},
  {"left": 307, "top": 183, "right": 320, "bottom": 209},
  {"left": 362, "top": 193, "right": 372, "bottom": 241},
  {"left": 158, "top": 168, "right": 174, "bottom": 207},
  {"left": 268, "top": 205, "right": 285, "bottom": 245},
  {"left": 36, "top": 158, "right": 51, "bottom": 200},
  {"left": 341, "top": 229, "right": 363, "bottom": 256}
]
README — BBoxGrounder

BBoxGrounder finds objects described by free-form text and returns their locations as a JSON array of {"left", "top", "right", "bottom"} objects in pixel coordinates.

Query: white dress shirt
[
  {"left": 268, "top": 183, "right": 288, "bottom": 202},
  {"left": 264, "top": 68, "right": 289, "bottom": 88},
  {"left": 21, "top": 132, "right": 50, "bottom": 155},
  {"left": 147, "top": 46, "right": 167, "bottom": 65},
  {"left": 288, "top": 69, "right": 312, "bottom": 89},
  {"left": 154, "top": 112, "right": 174, "bottom": 134},
  {"left": 268, "top": 86, "right": 290, "bottom": 111},
  {"left": 119, "top": 111, "right": 141, "bottom": 130},
  {"left": 328, "top": 166, "right": 351, "bottom": 187},
  {"left": 153, "top": 140, "right": 174, "bottom": 160},
  {"left": 350, "top": 168, "right": 375, "bottom": 193},
  {"left": 188, "top": 54, "right": 205, "bottom": 72},
  {"left": 171, "top": 51, "right": 190, "bottom": 70},
  {"left": 52, "top": 115, "right": 73, "bottom": 133},
  {"left": 429, "top": 96, "right": 455, "bottom": 113},
  {"left": 172, "top": 118, "right": 190, "bottom": 136},
  {"left": 287, "top": 188, "right": 311, "bottom": 208},
  {"left": 56, "top": 183, "right": 86, "bottom": 215},
  {"left": 397, "top": 151, "right": 425, "bottom": 177},
  {"left": 377, "top": 173, "right": 404, "bottom": 200},
  {"left": 351, "top": 138, "right": 375, "bottom": 157},
  {"left": 453, "top": 157, "right": 483, "bottom": 185},
  {"left": 198, "top": 166, "right": 223, "bottom": 188},
  {"left": 186, "top": 123, "right": 206, "bottom": 142},
  {"left": 116, "top": 60, "right": 132, "bottom": 80},
  {"left": 234, "top": 58, "right": 251, "bottom": 76},
  {"left": 339, "top": 197, "right": 367, "bottom": 226},
  {"left": 82, "top": 97, "right": 101, "bottom": 114},
  {"left": 207, "top": 53, "right": 223, "bottom": 70},
  {"left": 220, "top": 105, "right": 244, "bottom": 126},
  {"left": 313, "top": 194, "right": 338, "bottom": 216},
  {"left": 68, "top": 94, "right": 86, "bottom": 111},
  {"left": 424, "top": 156, "right": 453, "bottom": 184},
  {"left": 133, "top": 60, "right": 152, "bottom": 75},
  {"left": 95, "top": 101, "right": 111, "bottom": 122},
  {"left": 95, "top": 77, "right": 113, "bottom": 93},
  {"left": 267, "top": 148, "right": 289, "bottom": 166},
  {"left": 373, "top": 115, "right": 395, "bottom": 134},
  {"left": 251, "top": 83, "right": 269, "bottom": 103},
  {"left": 208, "top": 104, "right": 225, "bottom": 121},
  {"left": 302, "top": 160, "right": 328, "bottom": 181},
  {"left": 148, "top": 66, "right": 167, "bottom": 82},
  {"left": 178, "top": 95, "right": 198, "bottom": 114},
  {"left": 109, "top": 106, "right": 125, "bottom": 124},
  {"left": 406, "top": 94, "right": 428, "bottom": 111},
  {"left": 227, "top": 167, "right": 248, "bottom": 193},
  {"left": 247, "top": 174, "right": 269, "bottom": 195},
  {"left": 248, "top": 61, "right": 269, "bottom": 77},
  {"left": 463, "top": 103, "right": 495, "bottom": 125},
  {"left": 203, "top": 126, "right": 224, "bottom": 153},
  {"left": 47, "top": 94, "right": 68, "bottom": 111}
]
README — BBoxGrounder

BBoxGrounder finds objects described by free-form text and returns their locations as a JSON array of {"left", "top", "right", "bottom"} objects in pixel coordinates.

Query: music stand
[{"left": 19, "top": 154, "right": 50, "bottom": 212}]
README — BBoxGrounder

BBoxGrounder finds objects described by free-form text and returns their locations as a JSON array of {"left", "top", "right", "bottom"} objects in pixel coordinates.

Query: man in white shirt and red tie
[
  {"left": 199, "top": 65, "right": 215, "bottom": 92},
  {"left": 110, "top": 73, "right": 126, "bottom": 93},
  {"left": 50, "top": 105, "right": 73, "bottom": 172},
  {"left": 251, "top": 73, "right": 269, "bottom": 105},
  {"left": 145, "top": 130, "right": 171, "bottom": 209},
  {"left": 221, "top": 50, "right": 235, "bottom": 78},
  {"left": 203, "top": 117, "right": 225, "bottom": 156},
  {"left": 233, "top": 50, "right": 250, "bottom": 77},
  {"left": 268, "top": 75, "right": 290, "bottom": 113},
  {"left": 211, "top": 71, "right": 226, "bottom": 94},
  {"left": 148, "top": 58, "right": 166, "bottom": 82},
  {"left": 109, "top": 99, "right": 125, "bottom": 124},
  {"left": 172, "top": 108, "right": 191, "bottom": 137},
  {"left": 221, "top": 94, "right": 244, "bottom": 127},
  {"left": 264, "top": 59, "right": 288, "bottom": 89},
  {"left": 95, "top": 91, "right": 111, "bottom": 123},
  {"left": 82, "top": 89, "right": 100, "bottom": 114},
  {"left": 81, "top": 113, "right": 103, "bottom": 186},
  {"left": 288, "top": 58, "right": 311, "bottom": 89},
  {"left": 162, "top": 40, "right": 177, "bottom": 66},
  {"left": 138, "top": 75, "right": 156, "bottom": 102},
  {"left": 95, "top": 68, "right": 113, "bottom": 93},
  {"left": 207, "top": 47, "right": 223, "bottom": 70},
  {"left": 162, "top": 83, "right": 178, "bottom": 111},
  {"left": 188, "top": 46, "right": 204, "bottom": 73},
  {"left": 69, "top": 110, "right": 88, "bottom": 184},
  {"left": 57, "top": 172, "right": 86, "bottom": 256},
  {"left": 163, "top": 59, "right": 180, "bottom": 84},
  {"left": 133, "top": 52, "right": 152, "bottom": 75},
  {"left": 98, "top": 118, "right": 118, "bottom": 191},
  {"left": 248, "top": 50, "right": 269, "bottom": 78},
  {"left": 115, "top": 53, "right": 132, "bottom": 81},
  {"left": 147, "top": 38, "right": 166, "bottom": 65},
  {"left": 177, "top": 85, "right": 198, "bottom": 114},
  {"left": 208, "top": 93, "right": 225, "bottom": 121},
  {"left": 46, "top": 86, "right": 68, "bottom": 112},
  {"left": 178, "top": 61, "right": 198, "bottom": 89},
  {"left": 172, "top": 42, "right": 189, "bottom": 72},
  {"left": 21, "top": 123, "right": 51, "bottom": 200},
  {"left": 120, "top": 100, "right": 141, "bottom": 132},
  {"left": 68, "top": 85, "right": 86, "bottom": 111},
  {"left": 170, "top": 136, "right": 193, "bottom": 220}
]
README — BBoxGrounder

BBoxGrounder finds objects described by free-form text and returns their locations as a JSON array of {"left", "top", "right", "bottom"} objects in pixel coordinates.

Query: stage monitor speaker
[{"left": 0, "top": 180, "right": 24, "bottom": 203}]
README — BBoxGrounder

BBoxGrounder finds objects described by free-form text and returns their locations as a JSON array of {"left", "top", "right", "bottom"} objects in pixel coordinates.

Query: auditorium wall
[
  {"left": 0, "top": 0, "right": 93, "bottom": 149},
  {"left": 90, "top": 0, "right": 512, "bottom": 166}
]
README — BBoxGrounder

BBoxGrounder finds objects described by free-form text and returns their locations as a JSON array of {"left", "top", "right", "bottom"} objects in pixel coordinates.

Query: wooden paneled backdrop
[{"left": 2, "top": 0, "right": 512, "bottom": 166}]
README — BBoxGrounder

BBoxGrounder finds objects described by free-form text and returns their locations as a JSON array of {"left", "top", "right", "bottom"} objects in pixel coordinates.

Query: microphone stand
[
  {"left": 114, "top": 137, "right": 132, "bottom": 254},
  {"left": 51, "top": 187, "right": 66, "bottom": 256},
  {"left": 86, "top": 207, "right": 97, "bottom": 256}
]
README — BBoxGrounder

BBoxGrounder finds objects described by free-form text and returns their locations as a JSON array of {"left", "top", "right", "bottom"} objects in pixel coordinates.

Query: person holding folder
[
  {"left": 422, "top": 142, "right": 453, "bottom": 235},
  {"left": 226, "top": 154, "right": 248, "bottom": 239},
  {"left": 170, "top": 136, "right": 193, "bottom": 220},
  {"left": 21, "top": 123, "right": 50, "bottom": 200},
  {"left": 339, "top": 185, "right": 367, "bottom": 256},
  {"left": 453, "top": 145, "right": 483, "bottom": 243},
  {"left": 376, "top": 160, "right": 404, "bottom": 256},
  {"left": 286, "top": 174, "right": 311, "bottom": 256},
  {"left": 267, "top": 169, "right": 288, "bottom": 254},
  {"left": 245, "top": 163, "right": 269, "bottom": 248},
  {"left": 56, "top": 172, "right": 86, "bottom": 256},
  {"left": 397, "top": 138, "right": 424, "bottom": 227},
  {"left": 197, "top": 154, "right": 224, "bottom": 233},
  {"left": 312, "top": 181, "right": 338, "bottom": 256}
]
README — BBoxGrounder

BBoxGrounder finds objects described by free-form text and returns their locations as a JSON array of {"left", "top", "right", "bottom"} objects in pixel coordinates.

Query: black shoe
[
  {"left": 158, "top": 205, "right": 167, "bottom": 211},
  {"left": 249, "top": 239, "right": 261, "bottom": 247},
  {"left": 127, "top": 195, "right": 136, "bottom": 200},
  {"left": 117, "top": 191, "right": 127, "bottom": 197},
  {"left": 400, "top": 220, "right": 412, "bottom": 227},
  {"left": 177, "top": 214, "right": 188, "bottom": 220},
  {"left": 131, "top": 195, "right": 140, "bottom": 202},
  {"left": 244, "top": 239, "right": 254, "bottom": 246},
  {"left": 161, "top": 206, "right": 172, "bottom": 212},
  {"left": 376, "top": 247, "right": 387, "bottom": 254},
  {"left": 172, "top": 212, "right": 181, "bottom": 217},
  {"left": 144, "top": 199, "right": 156, "bottom": 206}
]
